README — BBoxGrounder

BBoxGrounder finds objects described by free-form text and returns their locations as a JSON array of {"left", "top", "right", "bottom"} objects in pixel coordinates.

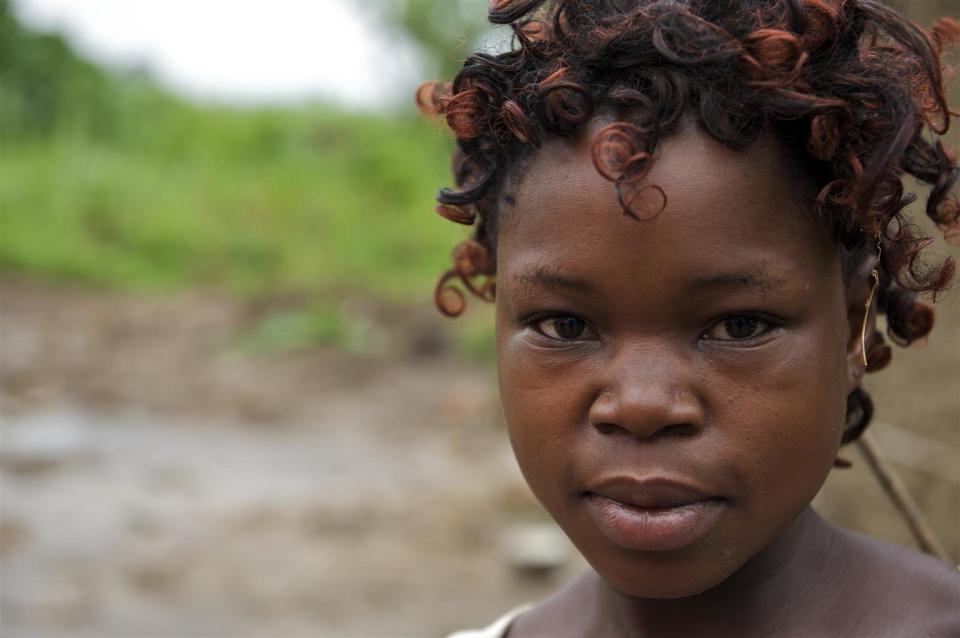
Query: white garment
[{"left": 447, "top": 604, "right": 533, "bottom": 638}]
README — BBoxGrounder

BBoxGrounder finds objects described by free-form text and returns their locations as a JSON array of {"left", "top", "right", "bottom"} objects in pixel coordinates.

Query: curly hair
[{"left": 417, "top": 0, "right": 959, "bottom": 443}]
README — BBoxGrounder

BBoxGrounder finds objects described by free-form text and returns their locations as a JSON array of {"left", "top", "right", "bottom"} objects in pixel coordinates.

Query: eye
[
  {"left": 702, "top": 315, "right": 772, "bottom": 342},
  {"left": 535, "top": 315, "right": 592, "bottom": 341}
]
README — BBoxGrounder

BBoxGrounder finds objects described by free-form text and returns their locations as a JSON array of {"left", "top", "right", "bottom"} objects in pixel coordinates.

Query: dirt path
[
  {"left": 0, "top": 278, "right": 585, "bottom": 637},
  {"left": 1, "top": 277, "right": 956, "bottom": 637}
]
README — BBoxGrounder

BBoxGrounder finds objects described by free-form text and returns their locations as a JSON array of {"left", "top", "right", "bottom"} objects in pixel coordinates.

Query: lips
[{"left": 583, "top": 476, "right": 727, "bottom": 551}]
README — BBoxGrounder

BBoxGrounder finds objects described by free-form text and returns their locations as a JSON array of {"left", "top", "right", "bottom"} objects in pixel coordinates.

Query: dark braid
[{"left": 418, "top": 0, "right": 959, "bottom": 443}]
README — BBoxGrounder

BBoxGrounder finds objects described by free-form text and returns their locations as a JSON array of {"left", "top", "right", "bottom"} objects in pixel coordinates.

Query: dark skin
[{"left": 493, "top": 121, "right": 960, "bottom": 637}]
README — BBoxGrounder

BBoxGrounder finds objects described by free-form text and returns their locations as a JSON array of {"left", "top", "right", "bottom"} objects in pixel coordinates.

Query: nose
[{"left": 588, "top": 344, "right": 706, "bottom": 440}]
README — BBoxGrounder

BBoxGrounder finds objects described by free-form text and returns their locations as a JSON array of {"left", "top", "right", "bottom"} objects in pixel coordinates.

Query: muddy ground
[{"left": 1, "top": 277, "right": 957, "bottom": 637}]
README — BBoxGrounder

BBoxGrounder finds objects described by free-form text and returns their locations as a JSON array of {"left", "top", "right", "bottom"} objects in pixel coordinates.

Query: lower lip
[{"left": 584, "top": 493, "right": 726, "bottom": 552}]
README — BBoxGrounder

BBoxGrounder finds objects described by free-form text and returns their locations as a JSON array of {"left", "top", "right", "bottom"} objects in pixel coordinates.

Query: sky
[{"left": 12, "top": 0, "right": 425, "bottom": 108}]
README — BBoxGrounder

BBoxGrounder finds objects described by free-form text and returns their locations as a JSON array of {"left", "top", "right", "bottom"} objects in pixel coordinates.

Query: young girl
[{"left": 417, "top": 1, "right": 960, "bottom": 635}]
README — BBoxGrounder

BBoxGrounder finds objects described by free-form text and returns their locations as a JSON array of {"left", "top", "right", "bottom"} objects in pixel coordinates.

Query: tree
[{"left": 363, "top": 0, "right": 496, "bottom": 81}]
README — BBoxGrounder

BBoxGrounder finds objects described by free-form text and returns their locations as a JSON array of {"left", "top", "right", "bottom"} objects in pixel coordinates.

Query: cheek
[
  {"left": 713, "top": 323, "right": 848, "bottom": 516},
  {"left": 495, "top": 328, "right": 592, "bottom": 496}
]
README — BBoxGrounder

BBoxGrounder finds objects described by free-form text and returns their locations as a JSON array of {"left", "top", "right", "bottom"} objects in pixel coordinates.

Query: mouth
[{"left": 582, "top": 477, "right": 728, "bottom": 552}]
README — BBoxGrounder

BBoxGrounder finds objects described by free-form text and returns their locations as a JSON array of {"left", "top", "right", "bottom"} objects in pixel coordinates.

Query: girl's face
[{"left": 494, "top": 123, "right": 859, "bottom": 598}]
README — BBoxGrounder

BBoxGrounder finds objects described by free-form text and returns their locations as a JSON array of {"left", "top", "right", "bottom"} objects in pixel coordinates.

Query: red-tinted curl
[
  {"left": 539, "top": 65, "right": 568, "bottom": 87},
  {"left": 807, "top": 112, "right": 842, "bottom": 160},
  {"left": 415, "top": 81, "right": 452, "bottom": 117},
  {"left": 941, "top": 223, "right": 960, "bottom": 247},
  {"left": 514, "top": 18, "right": 551, "bottom": 48},
  {"left": 442, "top": 89, "right": 489, "bottom": 140},
  {"left": 436, "top": 204, "right": 477, "bottom": 225},
  {"left": 499, "top": 99, "right": 540, "bottom": 145},
  {"left": 886, "top": 295, "right": 935, "bottom": 347},
  {"left": 818, "top": 152, "right": 866, "bottom": 211},
  {"left": 590, "top": 122, "right": 653, "bottom": 182},
  {"left": 932, "top": 194, "right": 959, "bottom": 225},
  {"left": 931, "top": 16, "right": 960, "bottom": 54},
  {"left": 434, "top": 270, "right": 468, "bottom": 318},
  {"left": 435, "top": 239, "right": 497, "bottom": 317},
  {"left": 651, "top": 8, "right": 744, "bottom": 66},
  {"left": 539, "top": 81, "right": 591, "bottom": 130},
  {"left": 864, "top": 330, "right": 892, "bottom": 372},
  {"left": 743, "top": 28, "right": 808, "bottom": 85},
  {"left": 590, "top": 122, "right": 666, "bottom": 220},
  {"left": 800, "top": 0, "right": 840, "bottom": 52}
]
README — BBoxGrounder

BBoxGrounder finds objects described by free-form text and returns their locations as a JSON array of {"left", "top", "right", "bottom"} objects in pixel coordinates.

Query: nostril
[
  {"left": 658, "top": 423, "right": 700, "bottom": 439},
  {"left": 593, "top": 420, "right": 699, "bottom": 439},
  {"left": 588, "top": 384, "right": 706, "bottom": 439},
  {"left": 594, "top": 423, "right": 620, "bottom": 436}
]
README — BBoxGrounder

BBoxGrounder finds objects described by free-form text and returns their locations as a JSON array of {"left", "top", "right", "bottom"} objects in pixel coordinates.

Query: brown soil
[{"left": 1, "top": 276, "right": 957, "bottom": 637}]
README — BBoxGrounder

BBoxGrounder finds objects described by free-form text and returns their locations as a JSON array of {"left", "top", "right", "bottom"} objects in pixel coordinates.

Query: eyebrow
[
  {"left": 512, "top": 267, "right": 787, "bottom": 295},
  {"left": 513, "top": 266, "right": 595, "bottom": 293},
  {"left": 689, "top": 272, "right": 787, "bottom": 292}
]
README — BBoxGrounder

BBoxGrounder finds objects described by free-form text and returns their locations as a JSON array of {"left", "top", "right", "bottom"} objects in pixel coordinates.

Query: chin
[{"left": 583, "top": 542, "right": 750, "bottom": 599}]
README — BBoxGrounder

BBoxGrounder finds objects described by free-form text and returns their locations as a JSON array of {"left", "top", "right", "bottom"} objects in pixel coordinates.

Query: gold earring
[{"left": 860, "top": 236, "right": 881, "bottom": 369}]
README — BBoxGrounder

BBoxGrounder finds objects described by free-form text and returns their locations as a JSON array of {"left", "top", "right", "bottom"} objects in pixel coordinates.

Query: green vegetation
[
  {"left": 365, "top": 0, "right": 492, "bottom": 80},
  {"left": 1, "top": 109, "right": 465, "bottom": 299},
  {"left": 0, "top": 2, "right": 497, "bottom": 354},
  {"left": 1, "top": 4, "right": 480, "bottom": 308}
]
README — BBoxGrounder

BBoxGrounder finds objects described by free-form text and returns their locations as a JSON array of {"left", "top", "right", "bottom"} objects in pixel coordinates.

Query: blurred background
[{"left": 0, "top": 0, "right": 956, "bottom": 636}]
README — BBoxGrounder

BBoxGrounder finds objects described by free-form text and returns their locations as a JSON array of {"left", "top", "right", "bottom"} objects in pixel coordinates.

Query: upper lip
[{"left": 584, "top": 476, "right": 721, "bottom": 508}]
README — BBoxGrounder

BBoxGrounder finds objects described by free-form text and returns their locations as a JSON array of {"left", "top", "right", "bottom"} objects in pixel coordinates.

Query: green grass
[
  {"left": 0, "top": 105, "right": 498, "bottom": 355},
  {"left": 0, "top": 109, "right": 470, "bottom": 301},
  {"left": 0, "top": 7, "right": 492, "bottom": 354}
]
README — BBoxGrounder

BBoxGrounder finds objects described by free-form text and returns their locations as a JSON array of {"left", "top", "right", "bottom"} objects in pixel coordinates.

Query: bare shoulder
[
  {"left": 507, "top": 530, "right": 959, "bottom": 637},
  {"left": 830, "top": 526, "right": 960, "bottom": 637}
]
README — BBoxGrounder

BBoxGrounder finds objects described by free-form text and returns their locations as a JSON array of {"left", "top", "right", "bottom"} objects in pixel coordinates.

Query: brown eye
[
  {"left": 704, "top": 316, "right": 767, "bottom": 341},
  {"left": 724, "top": 317, "right": 759, "bottom": 339},
  {"left": 539, "top": 316, "right": 588, "bottom": 340}
]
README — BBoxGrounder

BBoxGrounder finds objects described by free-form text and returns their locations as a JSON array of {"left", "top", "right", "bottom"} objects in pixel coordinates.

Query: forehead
[{"left": 497, "top": 123, "right": 837, "bottom": 298}]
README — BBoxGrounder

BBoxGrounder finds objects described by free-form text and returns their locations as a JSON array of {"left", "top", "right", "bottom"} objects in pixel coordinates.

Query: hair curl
[{"left": 418, "top": 0, "right": 959, "bottom": 443}]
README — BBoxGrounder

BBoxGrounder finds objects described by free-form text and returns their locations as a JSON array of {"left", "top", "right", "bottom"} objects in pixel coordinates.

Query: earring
[{"left": 860, "top": 236, "right": 881, "bottom": 369}]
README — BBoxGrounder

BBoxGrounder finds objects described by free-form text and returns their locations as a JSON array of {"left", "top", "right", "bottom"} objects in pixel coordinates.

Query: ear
[{"left": 844, "top": 255, "right": 879, "bottom": 393}]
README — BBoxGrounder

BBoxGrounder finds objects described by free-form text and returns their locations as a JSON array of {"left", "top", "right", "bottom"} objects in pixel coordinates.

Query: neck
[{"left": 593, "top": 508, "right": 839, "bottom": 636}]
